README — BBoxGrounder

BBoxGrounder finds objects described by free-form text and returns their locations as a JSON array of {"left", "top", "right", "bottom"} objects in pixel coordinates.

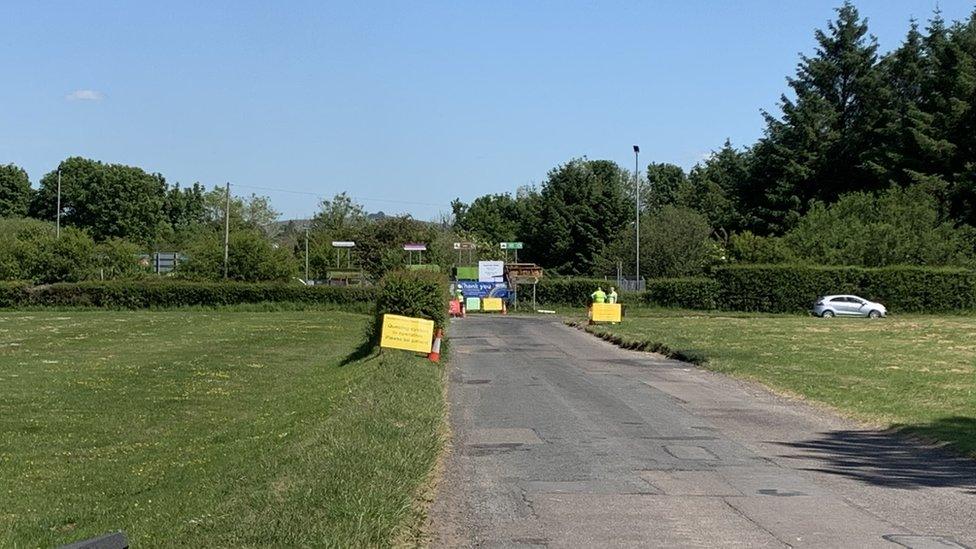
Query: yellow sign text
[
  {"left": 380, "top": 314, "right": 434, "bottom": 353},
  {"left": 591, "top": 303, "right": 622, "bottom": 323}
]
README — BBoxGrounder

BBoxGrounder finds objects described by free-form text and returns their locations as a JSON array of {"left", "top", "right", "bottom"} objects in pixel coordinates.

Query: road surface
[{"left": 430, "top": 316, "right": 976, "bottom": 548}]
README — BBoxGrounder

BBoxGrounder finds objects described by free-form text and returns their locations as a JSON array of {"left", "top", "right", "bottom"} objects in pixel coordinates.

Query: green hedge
[
  {"left": 643, "top": 278, "right": 720, "bottom": 310},
  {"left": 0, "top": 281, "right": 31, "bottom": 308},
  {"left": 0, "top": 280, "right": 377, "bottom": 309},
  {"left": 711, "top": 264, "right": 976, "bottom": 313},
  {"left": 370, "top": 270, "right": 450, "bottom": 346},
  {"left": 519, "top": 278, "right": 614, "bottom": 307}
]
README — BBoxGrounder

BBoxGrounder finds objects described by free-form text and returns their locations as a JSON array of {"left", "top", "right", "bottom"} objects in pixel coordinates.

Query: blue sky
[{"left": 2, "top": 1, "right": 972, "bottom": 220}]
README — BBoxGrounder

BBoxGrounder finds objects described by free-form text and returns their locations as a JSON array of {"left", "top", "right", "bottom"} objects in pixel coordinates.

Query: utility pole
[
  {"left": 304, "top": 226, "right": 310, "bottom": 282},
  {"left": 223, "top": 182, "right": 231, "bottom": 279},
  {"left": 633, "top": 145, "right": 640, "bottom": 289},
  {"left": 56, "top": 169, "right": 62, "bottom": 239}
]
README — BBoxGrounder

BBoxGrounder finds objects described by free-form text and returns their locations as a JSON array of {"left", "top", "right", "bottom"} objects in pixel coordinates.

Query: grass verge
[
  {"left": 582, "top": 308, "right": 976, "bottom": 457},
  {"left": 0, "top": 310, "right": 444, "bottom": 547}
]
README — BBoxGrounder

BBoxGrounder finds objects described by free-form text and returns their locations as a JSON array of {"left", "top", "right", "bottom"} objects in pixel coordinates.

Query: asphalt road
[{"left": 430, "top": 315, "right": 976, "bottom": 548}]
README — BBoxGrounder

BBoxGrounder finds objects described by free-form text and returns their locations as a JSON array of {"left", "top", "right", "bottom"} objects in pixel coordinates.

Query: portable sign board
[
  {"left": 591, "top": 303, "right": 622, "bottom": 323},
  {"left": 380, "top": 314, "right": 434, "bottom": 353},
  {"left": 403, "top": 243, "right": 427, "bottom": 251},
  {"left": 499, "top": 242, "right": 524, "bottom": 250},
  {"left": 449, "top": 300, "right": 463, "bottom": 316},
  {"left": 482, "top": 297, "right": 503, "bottom": 312},
  {"left": 332, "top": 241, "right": 356, "bottom": 248},
  {"left": 465, "top": 297, "right": 481, "bottom": 311},
  {"left": 478, "top": 260, "right": 505, "bottom": 282}
]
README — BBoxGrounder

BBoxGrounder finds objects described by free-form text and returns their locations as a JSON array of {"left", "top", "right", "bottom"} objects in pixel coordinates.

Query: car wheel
[
  {"left": 821, "top": 310, "right": 835, "bottom": 318},
  {"left": 868, "top": 310, "right": 882, "bottom": 319}
]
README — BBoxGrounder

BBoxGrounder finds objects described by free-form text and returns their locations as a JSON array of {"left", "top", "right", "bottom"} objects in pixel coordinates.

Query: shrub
[
  {"left": 782, "top": 185, "right": 976, "bottom": 268},
  {"left": 0, "top": 280, "right": 376, "bottom": 309},
  {"left": 370, "top": 270, "right": 449, "bottom": 344},
  {"left": 177, "top": 228, "right": 298, "bottom": 282},
  {"left": 599, "top": 206, "right": 714, "bottom": 278},
  {"left": 0, "top": 218, "right": 99, "bottom": 283},
  {"left": 0, "top": 281, "right": 30, "bottom": 308},
  {"left": 94, "top": 238, "right": 149, "bottom": 280},
  {"left": 727, "top": 231, "right": 794, "bottom": 263},
  {"left": 643, "top": 278, "right": 720, "bottom": 309}
]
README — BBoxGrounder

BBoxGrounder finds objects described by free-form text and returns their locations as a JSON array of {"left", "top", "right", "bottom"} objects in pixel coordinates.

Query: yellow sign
[
  {"left": 591, "top": 303, "right": 622, "bottom": 323},
  {"left": 482, "top": 297, "right": 503, "bottom": 312},
  {"left": 380, "top": 314, "right": 434, "bottom": 353}
]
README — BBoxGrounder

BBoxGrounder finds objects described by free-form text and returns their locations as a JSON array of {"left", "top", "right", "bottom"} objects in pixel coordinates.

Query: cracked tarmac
[{"left": 430, "top": 316, "right": 976, "bottom": 548}]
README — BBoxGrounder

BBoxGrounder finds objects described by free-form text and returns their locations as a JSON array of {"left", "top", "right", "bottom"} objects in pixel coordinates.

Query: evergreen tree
[
  {"left": 680, "top": 140, "right": 753, "bottom": 232},
  {"left": 749, "top": 2, "right": 886, "bottom": 232}
]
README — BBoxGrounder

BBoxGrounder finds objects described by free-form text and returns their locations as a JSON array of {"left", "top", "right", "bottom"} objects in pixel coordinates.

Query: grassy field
[
  {"left": 585, "top": 309, "right": 976, "bottom": 456},
  {"left": 0, "top": 310, "right": 444, "bottom": 547}
]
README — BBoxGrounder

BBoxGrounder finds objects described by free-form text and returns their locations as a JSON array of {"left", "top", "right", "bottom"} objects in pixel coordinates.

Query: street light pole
[
  {"left": 56, "top": 169, "right": 62, "bottom": 239},
  {"left": 223, "top": 182, "right": 231, "bottom": 279},
  {"left": 633, "top": 145, "right": 640, "bottom": 289}
]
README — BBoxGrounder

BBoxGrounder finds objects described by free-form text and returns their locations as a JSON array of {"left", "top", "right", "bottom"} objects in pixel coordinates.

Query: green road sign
[{"left": 500, "top": 242, "right": 523, "bottom": 250}]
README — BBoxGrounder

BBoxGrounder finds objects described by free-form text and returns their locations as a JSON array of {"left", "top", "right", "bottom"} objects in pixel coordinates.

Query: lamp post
[
  {"left": 56, "top": 169, "right": 61, "bottom": 239},
  {"left": 633, "top": 145, "right": 640, "bottom": 289}
]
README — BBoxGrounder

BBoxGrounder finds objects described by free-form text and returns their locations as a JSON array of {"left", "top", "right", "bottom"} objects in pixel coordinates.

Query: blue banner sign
[{"left": 458, "top": 281, "right": 509, "bottom": 299}]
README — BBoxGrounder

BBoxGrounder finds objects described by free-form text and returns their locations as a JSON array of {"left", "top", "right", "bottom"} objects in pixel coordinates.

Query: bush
[
  {"left": 0, "top": 218, "right": 99, "bottom": 283},
  {"left": 370, "top": 271, "right": 449, "bottom": 344},
  {"left": 599, "top": 206, "right": 714, "bottom": 278},
  {"left": 0, "top": 281, "right": 30, "bottom": 308},
  {"left": 782, "top": 185, "right": 976, "bottom": 268},
  {"left": 643, "top": 278, "right": 720, "bottom": 309},
  {"left": 712, "top": 264, "right": 976, "bottom": 313},
  {"left": 727, "top": 231, "right": 794, "bottom": 264},
  {"left": 177, "top": 228, "right": 298, "bottom": 282},
  {"left": 0, "top": 280, "right": 376, "bottom": 309}
]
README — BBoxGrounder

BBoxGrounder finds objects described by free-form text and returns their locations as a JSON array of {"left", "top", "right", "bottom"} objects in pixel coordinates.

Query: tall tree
[
  {"left": 679, "top": 140, "right": 753, "bottom": 232},
  {"left": 0, "top": 164, "right": 32, "bottom": 218},
  {"left": 452, "top": 193, "right": 521, "bottom": 245},
  {"left": 313, "top": 192, "right": 366, "bottom": 236},
  {"left": 30, "top": 157, "right": 167, "bottom": 243},
  {"left": 749, "top": 2, "right": 886, "bottom": 232},
  {"left": 163, "top": 182, "right": 207, "bottom": 232},
  {"left": 642, "top": 163, "right": 686, "bottom": 209},
  {"left": 201, "top": 188, "right": 280, "bottom": 234},
  {"left": 524, "top": 159, "right": 631, "bottom": 275}
]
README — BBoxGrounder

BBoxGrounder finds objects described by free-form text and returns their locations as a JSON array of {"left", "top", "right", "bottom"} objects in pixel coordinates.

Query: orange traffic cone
[
  {"left": 502, "top": 301, "right": 508, "bottom": 315},
  {"left": 428, "top": 329, "right": 443, "bottom": 363}
]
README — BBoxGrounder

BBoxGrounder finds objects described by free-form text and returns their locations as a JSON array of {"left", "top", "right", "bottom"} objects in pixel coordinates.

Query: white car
[{"left": 812, "top": 295, "right": 887, "bottom": 318}]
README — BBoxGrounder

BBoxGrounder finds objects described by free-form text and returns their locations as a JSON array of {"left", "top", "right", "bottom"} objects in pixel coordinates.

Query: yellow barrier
[
  {"left": 590, "top": 303, "right": 622, "bottom": 323},
  {"left": 482, "top": 297, "right": 503, "bottom": 312},
  {"left": 380, "top": 314, "right": 434, "bottom": 353}
]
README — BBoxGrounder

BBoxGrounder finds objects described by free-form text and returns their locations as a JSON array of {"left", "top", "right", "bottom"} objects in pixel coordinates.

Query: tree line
[
  {"left": 3, "top": 3, "right": 976, "bottom": 284},
  {"left": 0, "top": 157, "right": 467, "bottom": 283},
  {"left": 453, "top": 3, "right": 976, "bottom": 277}
]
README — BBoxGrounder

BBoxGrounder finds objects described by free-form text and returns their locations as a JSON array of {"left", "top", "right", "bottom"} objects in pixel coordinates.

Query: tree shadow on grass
[{"left": 773, "top": 417, "right": 976, "bottom": 493}]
